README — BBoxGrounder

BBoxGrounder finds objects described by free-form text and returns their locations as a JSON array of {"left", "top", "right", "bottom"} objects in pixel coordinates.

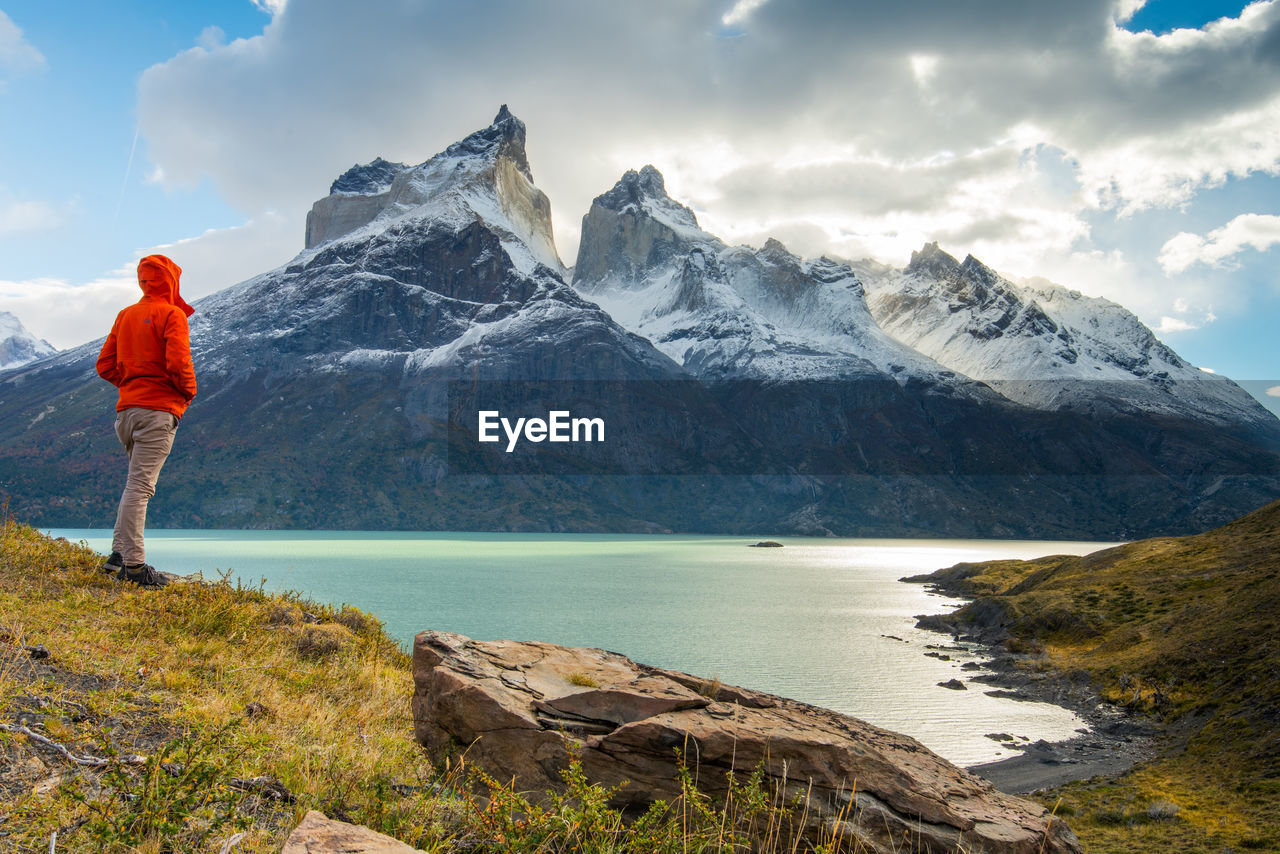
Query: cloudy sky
[{"left": 2, "top": 0, "right": 1278, "bottom": 407}]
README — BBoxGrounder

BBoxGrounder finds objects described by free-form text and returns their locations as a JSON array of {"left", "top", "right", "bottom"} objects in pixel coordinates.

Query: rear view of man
[{"left": 96, "top": 254, "right": 197, "bottom": 588}]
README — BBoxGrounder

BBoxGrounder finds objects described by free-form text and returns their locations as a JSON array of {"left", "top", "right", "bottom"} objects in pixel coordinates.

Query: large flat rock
[
  {"left": 412, "top": 631, "right": 1081, "bottom": 854},
  {"left": 281, "top": 810, "right": 422, "bottom": 853}
]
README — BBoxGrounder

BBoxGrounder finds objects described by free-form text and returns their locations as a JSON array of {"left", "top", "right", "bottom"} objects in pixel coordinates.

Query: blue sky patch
[{"left": 1123, "top": 0, "right": 1250, "bottom": 34}]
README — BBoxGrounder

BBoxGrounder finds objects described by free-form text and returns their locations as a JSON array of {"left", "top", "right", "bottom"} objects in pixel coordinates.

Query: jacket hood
[{"left": 138, "top": 254, "right": 194, "bottom": 317}]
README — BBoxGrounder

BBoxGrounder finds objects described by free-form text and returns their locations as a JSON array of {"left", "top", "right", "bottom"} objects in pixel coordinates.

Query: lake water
[{"left": 48, "top": 529, "right": 1116, "bottom": 767}]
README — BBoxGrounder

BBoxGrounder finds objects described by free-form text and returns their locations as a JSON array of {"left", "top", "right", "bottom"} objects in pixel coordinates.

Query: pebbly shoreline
[{"left": 905, "top": 579, "right": 1159, "bottom": 795}]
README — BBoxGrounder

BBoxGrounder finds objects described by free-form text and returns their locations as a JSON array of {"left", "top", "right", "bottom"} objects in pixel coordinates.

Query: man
[{"left": 96, "top": 254, "right": 197, "bottom": 588}]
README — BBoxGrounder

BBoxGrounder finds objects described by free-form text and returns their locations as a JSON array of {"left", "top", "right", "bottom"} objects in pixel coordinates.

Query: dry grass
[
  {"left": 563, "top": 672, "right": 600, "bottom": 688},
  {"left": 0, "top": 516, "right": 434, "bottom": 852},
  {"left": 1035, "top": 760, "right": 1280, "bottom": 853},
  {"left": 1, "top": 516, "right": 981, "bottom": 853}
]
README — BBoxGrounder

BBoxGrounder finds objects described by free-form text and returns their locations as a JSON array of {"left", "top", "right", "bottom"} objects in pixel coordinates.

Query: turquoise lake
[{"left": 47, "top": 530, "right": 1117, "bottom": 767}]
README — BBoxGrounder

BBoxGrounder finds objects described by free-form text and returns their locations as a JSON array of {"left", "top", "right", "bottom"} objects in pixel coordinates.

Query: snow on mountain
[
  {"left": 573, "top": 167, "right": 974, "bottom": 388},
  {"left": 0, "top": 107, "right": 728, "bottom": 533},
  {"left": 4, "top": 109, "right": 1278, "bottom": 538},
  {"left": 187, "top": 107, "right": 676, "bottom": 399},
  {"left": 304, "top": 105, "right": 563, "bottom": 276},
  {"left": 0, "top": 311, "right": 56, "bottom": 371},
  {"left": 860, "top": 243, "right": 1276, "bottom": 430}
]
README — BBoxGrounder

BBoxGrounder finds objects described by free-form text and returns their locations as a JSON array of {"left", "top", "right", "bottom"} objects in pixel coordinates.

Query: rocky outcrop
[
  {"left": 282, "top": 810, "right": 422, "bottom": 853},
  {"left": 412, "top": 631, "right": 1082, "bottom": 854}
]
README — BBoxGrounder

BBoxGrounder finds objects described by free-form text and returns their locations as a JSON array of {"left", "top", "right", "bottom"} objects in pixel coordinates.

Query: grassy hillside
[
  {"left": 0, "top": 514, "right": 927, "bottom": 853},
  {"left": 915, "top": 497, "right": 1280, "bottom": 852}
]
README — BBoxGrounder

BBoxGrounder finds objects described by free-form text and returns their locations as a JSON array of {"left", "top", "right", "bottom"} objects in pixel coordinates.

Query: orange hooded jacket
[{"left": 96, "top": 255, "right": 198, "bottom": 418}]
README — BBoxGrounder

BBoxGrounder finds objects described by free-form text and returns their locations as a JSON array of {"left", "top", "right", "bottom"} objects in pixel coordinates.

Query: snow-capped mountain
[
  {"left": 861, "top": 242, "right": 1275, "bottom": 433},
  {"left": 0, "top": 311, "right": 56, "bottom": 370},
  {"left": 1, "top": 108, "right": 1277, "bottom": 537},
  {"left": 304, "top": 105, "right": 562, "bottom": 275},
  {"left": 573, "top": 167, "right": 971, "bottom": 388},
  {"left": 191, "top": 106, "right": 668, "bottom": 391},
  {"left": 0, "top": 107, "right": 740, "bottom": 531}
]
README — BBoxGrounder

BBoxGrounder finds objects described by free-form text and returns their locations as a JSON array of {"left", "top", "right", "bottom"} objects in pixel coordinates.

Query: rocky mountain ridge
[
  {"left": 860, "top": 242, "right": 1272, "bottom": 433},
  {"left": 573, "top": 167, "right": 972, "bottom": 387},
  {"left": 1, "top": 107, "right": 1277, "bottom": 536}
]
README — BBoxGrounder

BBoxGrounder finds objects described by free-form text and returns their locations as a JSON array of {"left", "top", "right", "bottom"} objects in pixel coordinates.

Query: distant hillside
[
  {"left": 911, "top": 496, "right": 1280, "bottom": 767},
  {"left": 907, "top": 497, "right": 1280, "bottom": 850}
]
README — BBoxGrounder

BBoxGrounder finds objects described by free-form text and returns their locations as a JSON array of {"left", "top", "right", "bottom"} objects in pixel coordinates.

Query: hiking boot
[
  {"left": 102, "top": 552, "right": 124, "bottom": 574},
  {"left": 116, "top": 563, "right": 169, "bottom": 589}
]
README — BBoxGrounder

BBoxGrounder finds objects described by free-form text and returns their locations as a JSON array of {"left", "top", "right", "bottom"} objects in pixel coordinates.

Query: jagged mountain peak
[
  {"left": 329, "top": 157, "right": 407, "bottom": 196},
  {"left": 0, "top": 310, "right": 56, "bottom": 371},
  {"left": 594, "top": 165, "right": 698, "bottom": 228},
  {"left": 304, "top": 106, "right": 562, "bottom": 272},
  {"left": 808, "top": 256, "right": 860, "bottom": 287},
  {"left": 906, "top": 241, "right": 961, "bottom": 281},
  {"left": 573, "top": 165, "right": 710, "bottom": 288},
  {"left": 760, "top": 237, "right": 796, "bottom": 260},
  {"left": 620, "top": 164, "right": 669, "bottom": 197},
  {"left": 5, "top": 120, "right": 1279, "bottom": 540},
  {"left": 441, "top": 104, "right": 532, "bottom": 182}
]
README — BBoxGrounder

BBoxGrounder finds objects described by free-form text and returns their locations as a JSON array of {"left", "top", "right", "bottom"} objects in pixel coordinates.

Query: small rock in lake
[
  {"left": 960, "top": 661, "right": 983, "bottom": 671},
  {"left": 985, "top": 732, "right": 1015, "bottom": 742},
  {"left": 749, "top": 541, "right": 784, "bottom": 548},
  {"left": 938, "top": 678, "right": 967, "bottom": 690}
]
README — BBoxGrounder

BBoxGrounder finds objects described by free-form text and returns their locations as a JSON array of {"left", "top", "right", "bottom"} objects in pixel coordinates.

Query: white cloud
[
  {"left": 1079, "top": 96, "right": 1280, "bottom": 214},
  {"left": 127, "top": 0, "right": 1280, "bottom": 308},
  {"left": 1199, "top": 367, "right": 1216, "bottom": 374},
  {"left": 1157, "top": 316, "right": 1198, "bottom": 333},
  {"left": 197, "top": 26, "right": 227, "bottom": 51},
  {"left": 0, "top": 274, "right": 136, "bottom": 351},
  {"left": 1267, "top": 385, "right": 1280, "bottom": 397},
  {"left": 0, "top": 10, "right": 45, "bottom": 82},
  {"left": 722, "top": 0, "right": 771, "bottom": 26},
  {"left": 0, "top": 192, "right": 63, "bottom": 235},
  {"left": 909, "top": 55, "right": 939, "bottom": 87},
  {"left": 1113, "top": 0, "right": 1147, "bottom": 24},
  {"left": 142, "top": 211, "right": 297, "bottom": 301},
  {"left": 0, "top": 213, "right": 297, "bottom": 349},
  {"left": 1158, "top": 213, "right": 1280, "bottom": 274}
]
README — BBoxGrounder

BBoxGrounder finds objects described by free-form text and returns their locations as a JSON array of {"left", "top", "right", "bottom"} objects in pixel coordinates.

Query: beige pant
[{"left": 112, "top": 408, "right": 178, "bottom": 565}]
